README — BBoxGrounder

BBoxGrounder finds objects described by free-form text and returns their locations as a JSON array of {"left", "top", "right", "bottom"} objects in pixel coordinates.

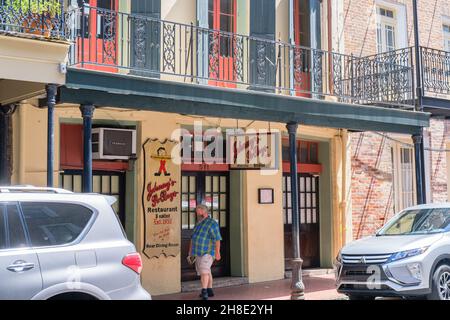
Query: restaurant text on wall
[{"left": 142, "top": 138, "right": 181, "bottom": 258}]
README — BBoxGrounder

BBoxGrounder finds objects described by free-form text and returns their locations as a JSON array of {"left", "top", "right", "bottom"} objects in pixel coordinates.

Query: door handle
[{"left": 7, "top": 260, "right": 35, "bottom": 273}]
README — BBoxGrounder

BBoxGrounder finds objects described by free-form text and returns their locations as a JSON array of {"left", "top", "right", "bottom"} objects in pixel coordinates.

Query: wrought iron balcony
[
  {"left": 66, "top": 5, "right": 416, "bottom": 111},
  {"left": 421, "top": 47, "right": 450, "bottom": 96},
  {"left": 350, "top": 48, "right": 415, "bottom": 107},
  {"left": 0, "top": 0, "right": 66, "bottom": 39}
]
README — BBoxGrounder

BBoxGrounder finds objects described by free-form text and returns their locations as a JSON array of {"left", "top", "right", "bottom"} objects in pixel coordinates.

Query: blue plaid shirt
[{"left": 191, "top": 217, "right": 222, "bottom": 257}]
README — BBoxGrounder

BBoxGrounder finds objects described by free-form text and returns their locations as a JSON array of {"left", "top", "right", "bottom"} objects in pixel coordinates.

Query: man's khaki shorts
[{"left": 195, "top": 254, "right": 214, "bottom": 276}]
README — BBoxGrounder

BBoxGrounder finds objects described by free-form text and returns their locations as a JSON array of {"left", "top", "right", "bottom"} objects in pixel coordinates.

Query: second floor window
[
  {"left": 377, "top": 7, "right": 396, "bottom": 53},
  {"left": 76, "top": 0, "right": 116, "bottom": 39},
  {"left": 444, "top": 24, "right": 450, "bottom": 51},
  {"left": 208, "top": 0, "right": 236, "bottom": 58}
]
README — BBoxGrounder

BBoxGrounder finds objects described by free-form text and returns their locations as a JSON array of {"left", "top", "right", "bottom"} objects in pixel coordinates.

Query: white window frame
[
  {"left": 392, "top": 140, "right": 417, "bottom": 212},
  {"left": 377, "top": 6, "right": 396, "bottom": 53},
  {"left": 443, "top": 22, "right": 450, "bottom": 51},
  {"left": 375, "top": 1, "right": 407, "bottom": 53}
]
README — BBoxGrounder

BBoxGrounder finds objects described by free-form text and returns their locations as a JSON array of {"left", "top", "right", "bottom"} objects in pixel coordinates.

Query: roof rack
[{"left": 0, "top": 186, "right": 73, "bottom": 194}]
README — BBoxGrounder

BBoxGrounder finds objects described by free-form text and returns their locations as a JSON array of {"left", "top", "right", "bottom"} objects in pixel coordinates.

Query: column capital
[
  {"left": 80, "top": 104, "right": 95, "bottom": 118},
  {"left": 412, "top": 133, "right": 423, "bottom": 144},
  {"left": 46, "top": 83, "right": 58, "bottom": 96},
  {"left": 286, "top": 122, "right": 298, "bottom": 134},
  {"left": 0, "top": 104, "right": 15, "bottom": 116}
]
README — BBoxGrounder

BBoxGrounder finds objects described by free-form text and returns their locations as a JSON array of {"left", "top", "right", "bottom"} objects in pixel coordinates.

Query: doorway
[
  {"left": 283, "top": 173, "right": 320, "bottom": 269},
  {"left": 208, "top": 0, "right": 237, "bottom": 87},
  {"left": 76, "top": 0, "right": 119, "bottom": 72},
  {"left": 180, "top": 171, "right": 230, "bottom": 281}
]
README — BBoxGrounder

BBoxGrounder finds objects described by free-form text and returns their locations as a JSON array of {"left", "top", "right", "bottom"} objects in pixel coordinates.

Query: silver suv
[
  {"left": 0, "top": 186, "right": 151, "bottom": 300},
  {"left": 335, "top": 203, "right": 450, "bottom": 300}
]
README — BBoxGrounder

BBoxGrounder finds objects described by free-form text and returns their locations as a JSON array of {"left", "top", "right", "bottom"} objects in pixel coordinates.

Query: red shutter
[{"left": 60, "top": 124, "right": 83, "bottom": 169}]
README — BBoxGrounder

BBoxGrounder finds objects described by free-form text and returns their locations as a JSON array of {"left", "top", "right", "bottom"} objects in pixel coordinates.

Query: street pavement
[{"left": 154, "top": 274, "right": 348, "bottom": 300}]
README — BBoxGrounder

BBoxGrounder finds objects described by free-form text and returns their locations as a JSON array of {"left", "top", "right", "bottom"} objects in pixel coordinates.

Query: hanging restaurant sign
[
  {"left": 142, "top": 138, "right": 180, "bottom": 258},
  {"left": 226, "top": 130, "right": 280, "bottom": 170}
]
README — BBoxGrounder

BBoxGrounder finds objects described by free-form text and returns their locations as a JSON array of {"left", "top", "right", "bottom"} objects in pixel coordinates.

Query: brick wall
[
  {"left": 426, "top": 118, "right": 449, "bottom": 203},
  {"left": 344, "top": 1, "right": 450, "bottom": 240},
  {"left": 351, "top": 132, "right": 395, "bottom": 238},
  {"left": 350, "top": 120, "right": 449, "bottom": 239},
  {"left": 341, "top": 0, "right": 450, "bottom": 56}
]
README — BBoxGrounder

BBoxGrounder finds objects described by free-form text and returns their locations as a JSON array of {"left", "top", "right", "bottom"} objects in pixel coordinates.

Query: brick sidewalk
[{"left": 154, "top": 274, "right": 347, "bottom": 300}]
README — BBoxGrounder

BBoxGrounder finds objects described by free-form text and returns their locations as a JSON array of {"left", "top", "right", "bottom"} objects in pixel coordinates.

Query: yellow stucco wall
[
  {"left": 243, "top": 169, "right": 285, "bottom": 283},
  {"left": 10, "top": 104, "right": 350, "bottom": 295}
]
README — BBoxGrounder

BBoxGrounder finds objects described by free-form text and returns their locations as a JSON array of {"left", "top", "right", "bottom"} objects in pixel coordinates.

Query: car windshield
[{"left": 377, "top": 208, "right": 450, "bottom": 236}]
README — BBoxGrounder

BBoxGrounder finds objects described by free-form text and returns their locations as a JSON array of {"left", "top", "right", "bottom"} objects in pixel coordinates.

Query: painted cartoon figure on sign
[{"left": 153, "top": 147, "right": 171, "bottom": 176}]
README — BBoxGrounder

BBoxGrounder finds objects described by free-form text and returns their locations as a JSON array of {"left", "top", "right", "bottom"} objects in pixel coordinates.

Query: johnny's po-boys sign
[{"left": 142, "top": 138, "right": 180, "bottom": 258}]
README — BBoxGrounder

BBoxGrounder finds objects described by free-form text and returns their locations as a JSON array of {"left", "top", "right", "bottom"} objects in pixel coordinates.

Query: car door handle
[{"left": 7, "top": 261, "right": 35, "bottom": 273}]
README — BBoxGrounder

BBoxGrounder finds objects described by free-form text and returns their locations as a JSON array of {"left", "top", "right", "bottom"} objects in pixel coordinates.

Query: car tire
[
  {"left": 347, "top": 294, "right": 376, "bottom": 301},
  {"left": 427, "top": 264, "right": 450, "bottom": 301}
]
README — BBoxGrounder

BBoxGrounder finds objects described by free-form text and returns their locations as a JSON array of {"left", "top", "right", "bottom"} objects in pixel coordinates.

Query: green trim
[
  {"left": 229, "top": 170, "right": 245, "bottom": 276},
  {"left": 125, "top": 168, "right": 137, "bottom": 243},
  {"left": 59, "top": 118, "right": 83, "bottom": 125},
  {"left": 59, "top": 117, "right": 137, "bottom": 127},
  {"left": 61, "top": 69, "right": 430, "bottom": 134},
  {"left": 318, "top": 140, "right": 333, "bottom": 268}
]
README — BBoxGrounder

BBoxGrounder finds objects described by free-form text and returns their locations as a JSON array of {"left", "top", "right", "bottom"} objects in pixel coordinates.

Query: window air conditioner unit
[{"left": 92, "top": 128, "right": 136, "bottom": 160}]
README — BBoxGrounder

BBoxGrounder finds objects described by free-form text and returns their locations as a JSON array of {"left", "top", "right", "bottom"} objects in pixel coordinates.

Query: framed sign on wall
[{"left": 258, "top": 188, "right": 274, "bottom": 204}]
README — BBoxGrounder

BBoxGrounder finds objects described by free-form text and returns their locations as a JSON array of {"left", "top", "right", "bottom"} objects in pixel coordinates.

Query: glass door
[
  {"left": 76, "top": 0, "right": 119, "bottom": 72},
  {"left": 181, "top": 172, "right": 230, "bottom": 281},
  {"left": 208, "top": 0, "right": 237, "bottom": 87}
]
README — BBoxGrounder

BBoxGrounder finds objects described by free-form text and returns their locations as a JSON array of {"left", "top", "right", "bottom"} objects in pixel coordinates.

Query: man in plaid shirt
[{"left": 188, "top": 204, "right": 222, "bottom": 300}]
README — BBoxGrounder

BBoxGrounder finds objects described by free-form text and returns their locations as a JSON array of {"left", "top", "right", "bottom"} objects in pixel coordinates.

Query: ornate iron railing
[
  {"left": 351, "top": 48, "right": 415, "bottom": 106},
  {"left": 0, "top": 0, "right": 66, "bottom": 39},
  {"left": 65, "top": 5, "right": 415, "bottom": 110},
  {"left": 421, "top": 47, "right": 450, "bottom": 96}
]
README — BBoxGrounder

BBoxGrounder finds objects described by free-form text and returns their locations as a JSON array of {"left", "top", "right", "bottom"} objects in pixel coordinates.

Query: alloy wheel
[{"left": 438, "top": 271, "right": 450, "bottom": 300}]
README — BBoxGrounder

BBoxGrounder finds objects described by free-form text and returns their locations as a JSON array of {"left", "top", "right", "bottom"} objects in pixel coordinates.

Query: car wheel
[
  {"left": 347, "top": 294, "right": 375, "bottom": 300},
  {"left": 428, "top": 264, "right": 450, "bottom": 301}
]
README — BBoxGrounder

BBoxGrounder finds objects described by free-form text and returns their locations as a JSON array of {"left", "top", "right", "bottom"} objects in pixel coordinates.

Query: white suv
[
  {"left": 335, "top": 203, "right": 450, "bottom": 300},
  {"left": 0, "top": 186, "right": 151, "bottom": 300}
]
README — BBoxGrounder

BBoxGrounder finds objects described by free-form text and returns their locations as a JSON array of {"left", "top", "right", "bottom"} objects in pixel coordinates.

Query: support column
[
  {"left": 80, "top": 104, "right": 95, "bottom": 193},
  {"left": 286, "top": 122, "right": 305, "bottom": 300},
  {"left": 0, "top": 105, "right": 14, "bottom": 185},
  {"left": 412, "top": 0, "right": 427, "bottom": 204},
  {"left": 46, "top": 84, "right": 57, "bottom": 187},
  {"left": 413, "top": 133, "right": 425, "bottom": 205}
]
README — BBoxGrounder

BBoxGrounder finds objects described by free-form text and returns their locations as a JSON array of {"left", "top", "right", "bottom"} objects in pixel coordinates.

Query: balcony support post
[
  {"left": 0, "top": 105, "right": 14, "bottom": 186},
  {"left": 46, "top": 84, "right": 57, "bottom": 187},
  {"left": 80, "top": 104, "right": 95, "bottom": 193},
  {"left": 412, "top": 0, "right": 426, "bottom": 204},
  {"left": 286, "top": 122, "right": 305, "bottom": 300}
]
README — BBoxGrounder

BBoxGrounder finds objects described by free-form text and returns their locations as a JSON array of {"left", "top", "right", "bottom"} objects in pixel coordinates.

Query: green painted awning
[{"left": 60, "top": 69, "right": 430, "bottom": 135}]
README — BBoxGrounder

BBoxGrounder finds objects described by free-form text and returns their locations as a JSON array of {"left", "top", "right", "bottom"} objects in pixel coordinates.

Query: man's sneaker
[
  {"left": 199, "top": 288, "right": 215, "bottom": 298},
  {"left": 201, "top": 289, "right": 208, "bottom": 300}
]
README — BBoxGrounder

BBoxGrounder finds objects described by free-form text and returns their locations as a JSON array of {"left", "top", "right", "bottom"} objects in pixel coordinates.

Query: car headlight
[{"left": 388, "top": 247, "right": 429, "bottom": 262}]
